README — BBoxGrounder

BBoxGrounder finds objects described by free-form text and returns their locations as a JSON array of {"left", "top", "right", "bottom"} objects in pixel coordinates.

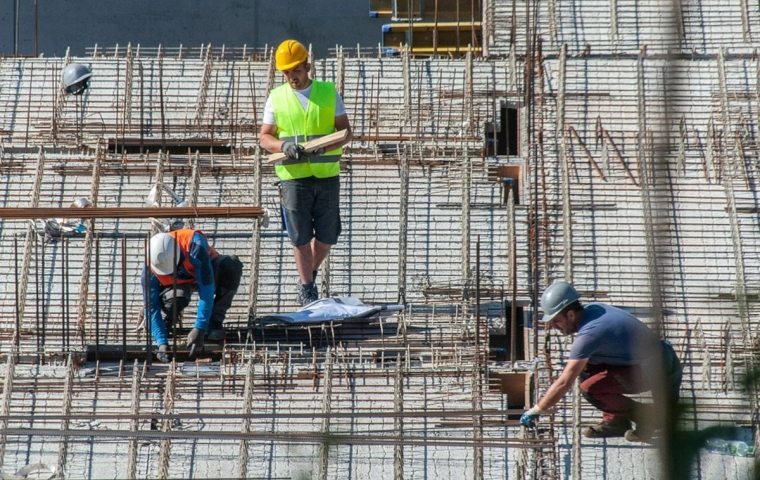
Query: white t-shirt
[{"left": 262, "top": 83, "right": 346, "bottom": 126}]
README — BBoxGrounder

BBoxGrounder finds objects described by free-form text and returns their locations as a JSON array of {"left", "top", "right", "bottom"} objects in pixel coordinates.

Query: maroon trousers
[{"left": 579, "top": 363, "right": 651, "bottom": 422}]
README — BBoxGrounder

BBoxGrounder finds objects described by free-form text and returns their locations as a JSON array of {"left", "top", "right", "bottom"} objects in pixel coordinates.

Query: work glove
[
  {"left": 156, "top": 344, "right": 171, "bottom": 364},
  {"left": 186, "top": 328, "right": 206, "bottom": 357},
  {"left": 302, "top": 147, "right": 326, "bottom": 157},
  {"left": 520, "top": 405, "right": 544, "bottom": 428},
  {"left": 281, "top": 140, "right": 306, "bottom": 161},
  {"left": 519, "top": 412, "right": 539, "bottom": 428}
]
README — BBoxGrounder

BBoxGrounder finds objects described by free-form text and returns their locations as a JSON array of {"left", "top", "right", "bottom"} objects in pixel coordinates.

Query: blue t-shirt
[{"left": 569, "top": 303, "right": 662, "bottom": 365}]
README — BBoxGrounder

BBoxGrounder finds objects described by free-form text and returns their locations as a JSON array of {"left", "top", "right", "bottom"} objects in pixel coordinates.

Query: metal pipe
[{"left": 0, "top": 206, "right": 265, "bottom": 220}]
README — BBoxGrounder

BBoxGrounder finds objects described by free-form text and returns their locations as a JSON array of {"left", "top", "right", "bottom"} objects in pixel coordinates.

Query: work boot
[
  {"left": 624, "top": 427, "right": 653, "bottom": 443},
  {"left": 297, "top": 282, "right": 319, "bottom": 307},
  {"left": 207, "top": 326, "right": 225, "bottom": 342},
  {"left": 156, "top": 344, "right": 171, "bottom": 364},
  {"left": 582, "top": 419, "right": 631, "bottom": 438},
  {"left": 626, "top": 402, "right": 656, "bottom": 442}
]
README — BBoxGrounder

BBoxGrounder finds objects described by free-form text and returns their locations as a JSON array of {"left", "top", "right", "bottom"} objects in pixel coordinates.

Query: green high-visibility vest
[{"left": 270, "top": 81, "right": 342, "bottom": 180}]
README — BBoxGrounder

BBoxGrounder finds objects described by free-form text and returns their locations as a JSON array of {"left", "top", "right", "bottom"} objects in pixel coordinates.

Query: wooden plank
[{"left": 266, "top": 130, "right": 349, "bottom": 164}]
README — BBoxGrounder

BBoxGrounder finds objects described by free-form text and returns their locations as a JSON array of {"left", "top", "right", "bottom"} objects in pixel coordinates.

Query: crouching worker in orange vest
[{"left": 141, "top": 229, "right": 243, "bottom": 362}]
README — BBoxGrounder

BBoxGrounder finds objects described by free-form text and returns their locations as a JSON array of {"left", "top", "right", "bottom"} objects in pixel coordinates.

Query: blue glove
[{"left": 520, "top": 412, "right": 539, "bottom": 428}]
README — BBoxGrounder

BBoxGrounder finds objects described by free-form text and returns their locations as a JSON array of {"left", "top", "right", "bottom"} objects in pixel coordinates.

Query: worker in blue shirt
[
  {"left": 141, "top": 229, "right": 243, "bottom": 362},
  {"left": 520, "top": 281, "right": 682, "bottom": 442}
]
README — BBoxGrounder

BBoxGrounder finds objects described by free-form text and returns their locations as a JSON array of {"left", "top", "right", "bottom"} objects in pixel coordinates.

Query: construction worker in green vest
[{"left": 259, "top": 39, "right": 353, "bottom": 307}]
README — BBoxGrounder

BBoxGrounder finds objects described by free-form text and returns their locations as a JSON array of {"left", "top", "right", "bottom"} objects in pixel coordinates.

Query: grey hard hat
[
  {"left": 62, "top": 63, "right": 92, "bottom": 95},
  {"left": 540, "top": 281, "right": 581, "bottom": 323}
]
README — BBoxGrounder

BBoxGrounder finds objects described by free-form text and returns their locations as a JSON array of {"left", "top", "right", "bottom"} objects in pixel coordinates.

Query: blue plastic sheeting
[{"left": 259, "top": 297, "right": 404, "bottom": 325}]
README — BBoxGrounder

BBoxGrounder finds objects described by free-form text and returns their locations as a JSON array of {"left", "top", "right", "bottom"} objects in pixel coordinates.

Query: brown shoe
[{"left": 582, "top": 419, "right": 631, "bottom": 438}]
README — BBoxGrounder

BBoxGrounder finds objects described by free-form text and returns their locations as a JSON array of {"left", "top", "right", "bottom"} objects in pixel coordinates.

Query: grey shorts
[{"left": 281, "top": 175, "right": 341, "bottom": 247}]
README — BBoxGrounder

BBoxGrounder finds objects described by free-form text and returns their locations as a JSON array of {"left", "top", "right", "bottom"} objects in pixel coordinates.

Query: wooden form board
[{"left": 266, "top": 130, "right": 349, "bottom": 164}]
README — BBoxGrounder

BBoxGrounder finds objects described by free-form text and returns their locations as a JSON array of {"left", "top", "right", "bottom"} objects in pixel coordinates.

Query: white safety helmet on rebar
[
  {"left": 149, "top": 233, "right": 178, "bottom": 275},
  {"left": 540, "top": 281, "right": 581, "bottom": 323},
  {"left": 70, "top": 197, "right": 91, "bottom": 208},
  {"left": 62, "top": 63, "right": 92, "bottom": 95}
]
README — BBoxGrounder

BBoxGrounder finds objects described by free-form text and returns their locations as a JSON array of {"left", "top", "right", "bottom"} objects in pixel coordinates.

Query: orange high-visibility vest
[{"left": 150, "top": 229, "right": 218, "bottom": 287}]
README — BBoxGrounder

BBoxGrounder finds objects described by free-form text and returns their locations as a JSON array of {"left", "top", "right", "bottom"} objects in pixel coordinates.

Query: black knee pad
[
  {"left": 217, "top": 255, "right": 243, "bottom": 290},
  {"left": 160, "top": 293, "right": 190, "bottom": 316}
]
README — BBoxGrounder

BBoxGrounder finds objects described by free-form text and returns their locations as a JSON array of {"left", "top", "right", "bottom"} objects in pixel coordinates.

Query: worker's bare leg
[
  {"left": 295, "top": 239, "right": 332, "bottom": 284},
  {"left": 311, "top": 239, "right": 331, "bottom": 277},
  {"left": 294, "top": 243, "right": 315, "bottom": 284}
]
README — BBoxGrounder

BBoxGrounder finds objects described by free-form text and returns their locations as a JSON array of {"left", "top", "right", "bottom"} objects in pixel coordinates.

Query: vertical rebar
[
  {"left": 41, "top": 238, "right": 46, "bottom": 349},
  {"left": 247, "top": 147, "right": 262, "bottom": 330},
  {"left": 139, "top": 61, "right": 145, "bottom": 155},
  {"left": 397, "top": 144, "right": 409, "bottom": 305},
  {"left": 609, "top": 0, "right": 619, "bottom": 44},
  {"left": 157, "top": 362, "right": 175, "bottom": 479},
  {"left": 35, "top": 235, "right": 40, "bottom": 355},
  {"left": 158, "top": 50, "right": 166, "bottom": 152},
  {"left": 171, "top": 234, "right": 179, "bottom": 356},
  {"left": 571, "top": 380, "right": 581, "bottom": 480},
  {"left": 64, "top": 238, "right": 70, "bottom": 351},
  {"left": 56, "top": 354, "right": 74, "bottom": 478},
  {"left": 95, "top": 234, "right": 100, "bottom": 363},
  {"left": 13, "top": 235, "right": 20, "bottom": 352},
  {"left": 76, "top": 148, "right": 102, "bottom": 345},
  {"left": 473, "top": 235, "right": 484, "bottom": 480},
  {"left": 0, "top": 356, "right": 16, "bottom": 470},
  {"left": 146, "top": 234, "right": 152, "bottom": 366},
  {"left": 185, "top": 152, "right": 201, "bottom": 229},
  {"left": 557, "top": 44, "right": 573, "bottom": 284},
  {"left": 236, "top": 356, "right": 254, "bottom": 479},
  {"left": 461, "top": 155, "right": 472, "bottom": 287},
  {"left": 318, "top": 350, "right": 333, "bottom": 480},
  {"left": 122, "top": 234, "right": 128, "bottom": 366},
  {"left": 393, "top": 354, "right": 404, "bottom": 480},
  {"left": 508, "top": 194, "right": 517, "bottom": 365},
  {"left": 475, "top": 235, "right": 481, "bottom": 353},
  {"left": 17, "top": 148, "right": 45, "bottom": 341},
  {"left": 126, "top": 360, "right": 141, "bottom": 479},
  {"left": 472, "top": 356, "right": 484, "bottom": 480}
]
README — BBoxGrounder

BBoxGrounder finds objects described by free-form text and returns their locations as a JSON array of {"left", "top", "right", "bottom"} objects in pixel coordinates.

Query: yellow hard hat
[{"left": 275, "top": 40, "right": 308, "bottom": 71}]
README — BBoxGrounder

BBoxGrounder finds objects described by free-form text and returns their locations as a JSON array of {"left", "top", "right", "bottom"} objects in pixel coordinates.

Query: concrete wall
[{"left": 0, "top": 0, "right": 388, "bottom": 58}]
